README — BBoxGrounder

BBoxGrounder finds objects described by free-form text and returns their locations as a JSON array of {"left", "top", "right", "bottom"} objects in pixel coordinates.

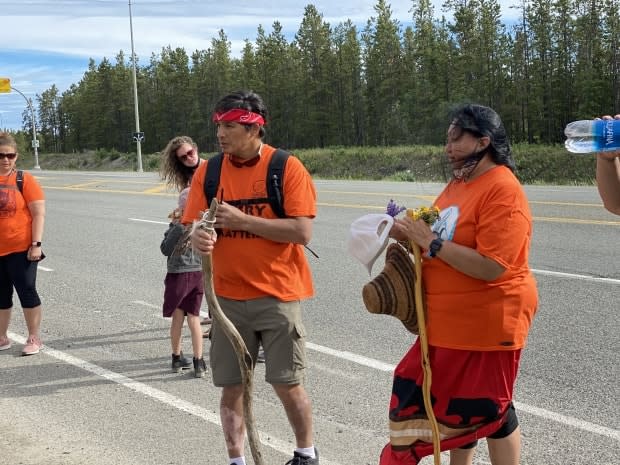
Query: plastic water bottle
[{"left": 564, "top": 119, "right": 620, "bottom": 153}]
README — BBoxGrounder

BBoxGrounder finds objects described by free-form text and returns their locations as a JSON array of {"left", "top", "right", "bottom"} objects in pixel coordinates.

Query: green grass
[{"left": 16, "top": 144, "right": 598, "bottom": 185}]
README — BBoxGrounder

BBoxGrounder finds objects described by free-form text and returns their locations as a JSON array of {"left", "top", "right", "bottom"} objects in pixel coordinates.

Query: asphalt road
[{"left": 1, "top": 171, "right": 619, "bottom": 465}]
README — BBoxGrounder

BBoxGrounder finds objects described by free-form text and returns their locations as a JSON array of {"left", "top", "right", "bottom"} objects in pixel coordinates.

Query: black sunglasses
[
  {"left": 177, "top": 149, "right": 195, "bottom": 160},
  {"left": 0, "top": 152, "right": 17, "bottom": 160}
]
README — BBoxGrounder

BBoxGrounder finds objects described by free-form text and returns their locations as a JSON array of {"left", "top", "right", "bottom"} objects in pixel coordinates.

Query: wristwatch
[
  {"left": 31, "top": 241, "right": 42, "bottom": 247},
  {"left": 428, "top": 237, "right": 444, "bottom": 258}
]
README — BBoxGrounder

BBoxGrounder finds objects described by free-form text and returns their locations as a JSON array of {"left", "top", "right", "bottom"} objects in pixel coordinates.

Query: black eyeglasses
[{"left": 0, "top": 152, "right": 17, "bottom": 160}]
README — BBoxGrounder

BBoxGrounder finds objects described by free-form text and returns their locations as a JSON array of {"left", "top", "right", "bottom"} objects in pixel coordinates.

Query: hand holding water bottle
[
  {"left": 591, "top": 114, "right": 620, "bottom": 215},
  {"left": 596, "top": 114, "right": 620, "bottom": 161},
  {"left": 564, "top": 114, "right": 620, "bottom": 155}
]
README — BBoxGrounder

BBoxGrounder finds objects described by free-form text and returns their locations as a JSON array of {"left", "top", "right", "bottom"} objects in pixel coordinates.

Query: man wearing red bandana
[{"left": 183, "top": 90, "right": 319, "bottom": 465}]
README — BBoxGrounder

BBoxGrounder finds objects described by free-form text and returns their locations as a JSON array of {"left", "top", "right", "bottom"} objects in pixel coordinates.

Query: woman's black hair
[
  {"left": 214, "top": 90, "right": 268, "bottom": 138},
  {"left": 449, "top": 104, "right": 516, "bottom": 172}
]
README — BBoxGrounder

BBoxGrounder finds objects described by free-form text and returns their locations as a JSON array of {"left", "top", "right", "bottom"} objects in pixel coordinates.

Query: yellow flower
[{"left": 406, "top": 206, "right": 441, "bottom": 225}]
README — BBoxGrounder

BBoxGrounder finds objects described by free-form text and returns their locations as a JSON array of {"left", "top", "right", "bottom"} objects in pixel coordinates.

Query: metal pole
[
  {"left": 129, "top": 0, "right": 143, "bottom": 172},
  {"left": 11, "top": 86, "right": 40, "bottom": 170}
]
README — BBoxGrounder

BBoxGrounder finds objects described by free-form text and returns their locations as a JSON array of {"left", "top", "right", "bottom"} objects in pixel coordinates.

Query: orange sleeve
[
  {"left": 474, "top": 184, "right": 532, "bottom": 270},
  {"left": 23, "top": 172, "right": 45, "bottom": 202},
  {"left": 282, "top": 155, "right": 317, "bottom": 218}
]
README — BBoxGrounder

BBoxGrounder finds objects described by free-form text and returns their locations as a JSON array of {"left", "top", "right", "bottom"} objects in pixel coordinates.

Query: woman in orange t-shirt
[
  {"left": 0, "top": 132, "right": 46, "bottom": 356},
  {"left": 384, "top": 105, "right": 538, "bottom": 465}
]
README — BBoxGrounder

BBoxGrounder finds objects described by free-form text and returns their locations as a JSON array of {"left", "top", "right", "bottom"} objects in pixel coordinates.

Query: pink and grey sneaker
[
  {"left": 0, "top": 336, "right": 11, "bottom": 351},
  {"left": 22, "top": 335, "right": 42, "bottom": 356}
]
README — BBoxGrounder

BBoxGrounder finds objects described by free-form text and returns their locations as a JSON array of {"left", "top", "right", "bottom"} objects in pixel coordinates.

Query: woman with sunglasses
[
  {"left": 160, "top": 135, "right": 203, "bottom": 193},
  {"left": 159, "top": 136, "right": 209, "bottom": 375},
  {"left": 0, "top": 132, "right": 46, "bottom": 355}
]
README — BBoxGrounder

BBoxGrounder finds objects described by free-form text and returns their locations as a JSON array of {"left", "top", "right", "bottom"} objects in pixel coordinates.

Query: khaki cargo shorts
[{"left": 209, "top": 296, "right": 307, "bottom": 386}]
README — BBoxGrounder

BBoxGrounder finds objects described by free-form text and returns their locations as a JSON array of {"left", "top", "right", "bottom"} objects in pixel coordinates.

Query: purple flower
[{"left": 386, "top": 199, "right": 406, "bottom": 217}]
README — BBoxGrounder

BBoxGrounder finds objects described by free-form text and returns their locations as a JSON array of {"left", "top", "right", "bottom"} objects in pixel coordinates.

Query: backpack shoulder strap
[
  {"left": 203, "top": 153, "right": 224, "bottom": 205},
  {"left": 267, "top": 149, "right": 290, "bottom": 218},
  {"left": 16, "top": 170, "right": 24, "bottom": 194}
]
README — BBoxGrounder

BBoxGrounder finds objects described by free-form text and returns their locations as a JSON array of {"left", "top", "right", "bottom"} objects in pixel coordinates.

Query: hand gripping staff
[{"left": 195, "top": 199, "right": 265, "bottom": 465}]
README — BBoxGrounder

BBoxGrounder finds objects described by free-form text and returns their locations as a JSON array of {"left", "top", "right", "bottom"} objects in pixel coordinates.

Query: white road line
[
  {"left": 532, "top": 268, "right": 620, "bottom": 284},
  {"left": 132, "top": 300, "right": 210, "bottom": 320},
  {"left": 133, "top": 300, "right": 159, "bottom": 309},
  {"left": 306, "top": 342, "right": 395, "bottom": 372},
  {"left": 38, "top": 265, "right": 54, "bottom": 272},
  {"left": 513, "top": 401, "right": 619, "bottom": 441},
  {"left": 129, "top": 218, "right": 168, "bottom": 225},
  {"left": 6, "top": 331, "right": 341, "bottom": 465},
  {"left": 130, "top": 217, "right": 620, "bottom": 286},
  {"left": 308, "top": 350, "right": 620, "bottom": 441},
  {"left": 133, "top": 300, "right": 620, "bottom": 442}
]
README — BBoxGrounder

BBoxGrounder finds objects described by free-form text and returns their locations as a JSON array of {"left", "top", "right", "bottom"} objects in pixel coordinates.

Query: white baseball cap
[{"left": 347, "top": 213, "right": 394, "bottom": 275}]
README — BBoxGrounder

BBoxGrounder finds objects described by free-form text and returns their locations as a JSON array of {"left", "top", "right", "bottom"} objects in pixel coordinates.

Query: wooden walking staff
[
  {"left": 196, "top": 199, "right": 265, "bottom": 465},
  {"left": 411, "top": 242, "right": 441, "bottom": 465},
  {"left": 407, "top": 208, "right": 441, "bottom": 465}
]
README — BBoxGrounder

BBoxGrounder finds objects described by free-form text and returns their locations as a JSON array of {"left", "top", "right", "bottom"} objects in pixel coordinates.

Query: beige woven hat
[{"left": 362, "top": 243, "right": 421, "bottom": 334}]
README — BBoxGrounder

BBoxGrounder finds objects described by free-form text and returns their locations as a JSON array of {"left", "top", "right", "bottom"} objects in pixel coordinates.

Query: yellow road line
[
  {"left": 39, "top": 185, "right": 620, "bottom": 226},
  {"left": 320, "top": 189, "right": 436, "bottom": 201},
  {"left": 316, "top": 204, "right": 620, "bottom": 225},
  {"left": 64, "top": 180, "right": 106, "bottom": 189},
  {"left": 533, "top": 216, "right": 620, "bottom": 226},
  {"left": 529, "top": 200, "right": 603, "bottom": 207},
  {"left": 143, "top": 184, "right": 168, "bottom": 194},
  {"left": 320, "top": 190, "right": 605, "bottom": 208},
  {"left": 104, "top": 179, "right": 168, "bottom": 185},
  {"left": 43, "top": 186, "right": 176, "bottom": 197}
]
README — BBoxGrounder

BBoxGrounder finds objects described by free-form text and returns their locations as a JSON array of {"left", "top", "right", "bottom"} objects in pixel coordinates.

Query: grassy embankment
[{"left": 16, "top": 144, "right": 596, "bottom": 185}]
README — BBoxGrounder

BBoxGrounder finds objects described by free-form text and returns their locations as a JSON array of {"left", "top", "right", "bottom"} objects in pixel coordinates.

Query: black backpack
[
  {"left": 16, "top": 170, "right": 24, "bottom": 194},
  {"left": 203, "top": 149, "right": 289, "bottom": 218}
]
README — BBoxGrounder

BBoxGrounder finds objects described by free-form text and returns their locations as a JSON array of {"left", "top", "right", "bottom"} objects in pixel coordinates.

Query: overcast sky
[{"left": 0, "top": 0, "right": 519, "bottom": 130}]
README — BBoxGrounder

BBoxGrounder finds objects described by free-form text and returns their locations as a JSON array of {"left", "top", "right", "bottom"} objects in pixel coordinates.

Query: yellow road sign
[{"left": 0, "top": 77, "right": 10, "bottom": 93}]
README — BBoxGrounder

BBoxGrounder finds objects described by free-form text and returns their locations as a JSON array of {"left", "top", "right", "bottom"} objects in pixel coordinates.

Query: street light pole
[
  {"left": 11, "top": 86, "right": 40, "bottom": 170},
  {"left": 128, "top": 0, "right": 143, "bottom": 172}
]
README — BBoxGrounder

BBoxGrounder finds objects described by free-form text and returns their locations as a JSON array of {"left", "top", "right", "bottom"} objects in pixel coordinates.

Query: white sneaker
[{"left": 257, "top": 347, "right": 265, "bottom": 363}]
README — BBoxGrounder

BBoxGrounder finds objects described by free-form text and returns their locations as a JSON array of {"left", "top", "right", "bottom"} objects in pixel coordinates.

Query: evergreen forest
[{"left": 16, "top": 0, "right": 620, "bottom": 156}]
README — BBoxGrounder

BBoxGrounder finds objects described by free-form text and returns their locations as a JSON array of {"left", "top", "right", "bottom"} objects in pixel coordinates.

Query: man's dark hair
[{"left": 214, "top": 90, "right": 268, "bottom": 138}]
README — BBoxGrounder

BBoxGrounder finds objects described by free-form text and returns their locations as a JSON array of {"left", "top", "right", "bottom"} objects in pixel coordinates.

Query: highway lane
[{"left": 1, "top": 171, "right": 618, "bottom": 465}]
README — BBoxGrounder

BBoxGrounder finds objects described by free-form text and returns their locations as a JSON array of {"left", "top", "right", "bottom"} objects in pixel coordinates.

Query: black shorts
[{"left": 0, "top": 250, "right": 42, "bottom": 309}]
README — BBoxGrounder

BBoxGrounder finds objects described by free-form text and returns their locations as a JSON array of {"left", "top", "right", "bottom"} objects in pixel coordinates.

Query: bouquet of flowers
[{"left": 387, "top": 198, "right": 440, "bottom": 226}]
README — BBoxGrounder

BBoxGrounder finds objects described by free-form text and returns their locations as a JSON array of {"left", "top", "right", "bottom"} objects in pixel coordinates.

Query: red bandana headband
[{"left": 212, "top": 109, "right": 265, "bottom": 126}]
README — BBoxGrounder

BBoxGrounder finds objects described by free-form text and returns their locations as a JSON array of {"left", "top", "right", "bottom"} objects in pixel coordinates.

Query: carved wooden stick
[
  {"left": 198, "top": 199, "right": 264, "bottom": 465},
  {"left": 411, "top": 243, "right": 441, "bottom": 465}
]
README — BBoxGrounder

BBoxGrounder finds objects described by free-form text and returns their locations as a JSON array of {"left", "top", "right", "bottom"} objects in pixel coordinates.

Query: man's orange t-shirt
[
  {"left": 0, "top": 170, "right": 45, "bottom": 256},
  {"left": 182, "top": 145, "right": 316, "bottom": 301},
  {"left": 424, "top": 166, "right": 538, "bottom": 351}
]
